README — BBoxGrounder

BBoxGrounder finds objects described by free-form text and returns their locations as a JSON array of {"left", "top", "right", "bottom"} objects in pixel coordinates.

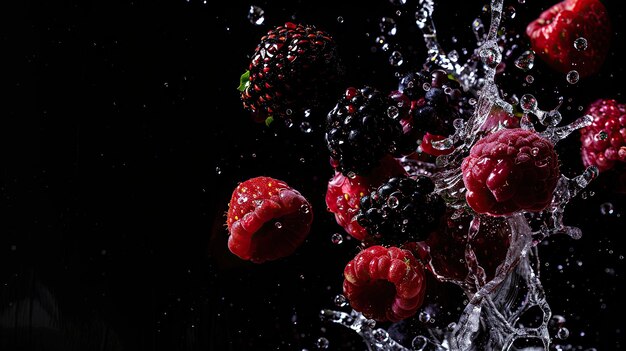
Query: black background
[{"left": 2, "top": 0, "right": 625, "bottom": 350}]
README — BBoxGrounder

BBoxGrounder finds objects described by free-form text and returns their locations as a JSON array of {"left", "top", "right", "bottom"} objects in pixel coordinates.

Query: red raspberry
[
  {"left": 226, "top": 176, "right": 313, "bottom": 263},
  {"left": 579, "top": 99, "right": 626, "bottom": 173},
  {"left": 526, "top": 0, "right": 611, "bottom": 78},
  {"left": 343, "top": 245, "right": 426, "bottom": 322},
  {"left": 326, "top": 155, "right": 407, "bottom": 241},
  {"left": 461, "top": 129, "right": 560, "bottom": 216}
]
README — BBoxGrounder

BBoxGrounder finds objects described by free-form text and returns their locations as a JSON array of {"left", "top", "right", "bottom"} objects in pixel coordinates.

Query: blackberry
[
  {"left": 240, "top": 22, "right": 341, "bottom": 122},
  {"left": 357, "top": 175, "right": 446, "bottom": 246},
  {"left": 325, "top": 86, "right": 403, "bottom": 176}
]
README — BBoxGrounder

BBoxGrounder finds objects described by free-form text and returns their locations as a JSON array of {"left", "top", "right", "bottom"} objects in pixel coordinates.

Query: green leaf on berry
[
  {"left": 237, "top": 70, "right": 251, "bottom": 92},
  {"left": 265, "top": 116, "right": 274, "bottom": 127}
]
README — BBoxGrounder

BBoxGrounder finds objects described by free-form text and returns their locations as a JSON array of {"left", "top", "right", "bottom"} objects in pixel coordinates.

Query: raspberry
[
  {"left": 461, "top": 129, "right": 560, "bottom": 216},
  {"left": 226, "top": 176, "right": 313, "bottom": 263},
  {"left": 326, "top": 155, "right": 407, "bottom": 241},
  {"left": 343, "top": 245, "right": 426, "bottom": 322},
  {"left": 579, "top": 99, "right": 626, "bottom": 173}
]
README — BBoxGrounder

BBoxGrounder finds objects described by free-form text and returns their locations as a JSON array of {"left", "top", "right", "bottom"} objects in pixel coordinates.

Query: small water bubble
[
  {"left": 518, "top": 0, "right": 526, "bottom": 3},
  {"left": 600, "top": 202, "right": 614, "bottom": 215},
  {"left": 557, "top": 327, "right": 570, "bottom": 340},
  {"left": 274, "top": 222, "right": 283, "bottom": 229},
  {"left": 387, "top": 106, "right": 400, "bottom": 119},
  {"left": 334, "top": 294, "right": 348, "bottom": 307},
  {"left": 364, "top": 319, "right": 377, "bottom": 328},
  {"left": 514, "top": 50, "right": 535, "bottom": 71},
  {"left": 520, "top": 94, "right": 538, "bottom": 112},
  {"left": 337, "top": 16, "right": 344, "bottom": 24},
  {"left": 247, "top": 6, "right": 265, "bottom": 25},
  {"left": 373, "top": 329, "right": 389, "bottom": 343},
  {"left": 215, "top": 167, "right": 222, "bottom": 175},
  {"left": 304, "top": 109, "right": 312, "bottom": 118},
  {"left": 526, "top": 75, "right": 534, "bottom": 83},
  {"left": 331, "top": 233, "right": 344, "bottom": 245},
  {"left": 505, "top": 5, "right": 516, "bottom": 19},
  {"left": 422, "top": 82, "right": 431, "bottom": 91},
  {"left": 347, "top": 171, "right": 356, "bottom": 179},
  {"left": 387, "top": 195, "right": 400, "bottom": 208},
  {"left": 389, "top": 0, "right": 407, "bottom": 5},
  {"left": 574, "top": 37, "right": 588, "bottom": 51},
  {"left": 566, "top": 70, "right": 580, "bottom": 84},
  {"left": 316, "top": 337, "right": 329, "bottom": 349},
  {"left": 469, "top": 98, "right": 477, "bottom": 105},
  {"left": 375, "top": 35, "right": 386, "bottom": 47},
  {"left": 412, "top": 336, "right": 428, "bottom": 350},
  {"left": 415, "top": 8, "right": 429, "bottom": 29},
  {"left": 531, "top": 147, "right": 539, "bottom": 156},
  {"left": 300, "top": 121, "right": 312, "bottom": 133},
  {"left": 380, "top": 17, "right": 397, "bottom": 36},
  {"left": 300, "top": 204, "right": 310, "bottom": 214},
  {"left": 389, "top": 51, "right": 404, "bottom": 66},
  {"left": 448, "top": 50, "right": 459, "bottom": 62},
  {"left": 418, "top": 311, "right": 430, "bottom": 323},
  {"left": 480, "top": 47, "right": 502, "bottom": 68}
]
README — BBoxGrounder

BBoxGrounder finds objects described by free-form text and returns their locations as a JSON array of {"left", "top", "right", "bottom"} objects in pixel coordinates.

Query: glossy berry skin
[
  {"left": 326, "top": 155, "right": 407, "bottom": 241},
  {"left": 325, "top": 86, "right": 403, "bottom": 176},
  {"left": 357, "top": 175, "right": 446, "bottom": 246},
  {"left": 226, "top": 176, "right": 313, "bottom": 263},
  {"left": 580, "top": 99, "right": 626, "bottom": 173},
  {"left": 461, "top": 129, "right": 560, "bottom": 216},
  {"left": 526, "top": 0, "right": 611, "bottom": 78},
  {"left": 343, "top": 246, "right": 426, "bottom": 322},
  {"left": 241, "top": 22, "right": 340, "bottom": 121}
]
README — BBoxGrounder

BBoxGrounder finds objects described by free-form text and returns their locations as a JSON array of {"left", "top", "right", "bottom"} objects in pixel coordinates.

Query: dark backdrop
[{"left": 2, "top": 0, "right": 625, "bottom": 350}]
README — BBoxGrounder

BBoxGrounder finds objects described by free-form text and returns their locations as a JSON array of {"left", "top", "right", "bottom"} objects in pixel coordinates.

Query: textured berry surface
[
  {"left": 526, "top": 0, "right": 611, "bottom": 78},
  {"left": 240, "top": 22, "right": 340, "bottom": 121},
  {"left": 461, "top": 129, "right": 560, "bottom": 216},
  {"left": 326, "top": 155, "right": 407, "bottom": 241},
  {"left": 325, "top": 86, "right": 403, "bottom": 176},
  {"left": 357, "top": 175, "right": 446, "bottom": 246},
  {"left": 580, "top": 99, "right": 626, "bottom": 173},
  {"left": 343, "top": 245, "right": 426, "bottom": 322},
  {"left": 416, "top": 212, "right": 511, "bottom": 282},
  {"left": 226, "top": 176, "right": 313, "bottom": 263}
]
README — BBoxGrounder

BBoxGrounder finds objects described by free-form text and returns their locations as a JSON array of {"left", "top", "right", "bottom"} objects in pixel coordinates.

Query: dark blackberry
[
  {"left": 325, "top": 86, "right": 403, "bottom": 175},
  {"left": 240, "top": 22, "right": 342, "bottom": 122},
  {"left": 357, "top": 175, "right": 446, "bottom": 246}
]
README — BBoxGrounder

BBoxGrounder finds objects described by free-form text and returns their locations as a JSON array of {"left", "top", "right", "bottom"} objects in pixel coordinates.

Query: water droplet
[
  {"left": 422, "top": 82, "right": 431, "bottom": 91},
  {"left": 285, "top": 109, "right": 293, "bottom": 116},
  {"left": 373, "top": 328, "right": 389, "bottom": 343},
  {"left": 300, "top": 204, "right": 310, "bottom": 214},
  {"left": 520, "top": 94, "right": 538, "bottom": 112},
  {"left": 380, "top": 17, "right": 397, "bottom": 36},
  {"left": 304, "top": 109, "right": 312, "bottom": 118},
  {"left": 334, "top": 294, "right": 348, "bottom": 307},
  {"left": 412, "top": 335, "right": 428, "bottom": 350},
  {"left": 389, "top": 0, "right": 407, "bottom": 5},
  {"left": 531, "top": 147, "right": 539, "bottom": 156},
  {"left": 389, "top": 51, "right": 404, "bottom": 66},
  {"left": 274, "top": 222, "right": 283, "bottom": 229},
  {"left": 480, "top": 47, "right": 502, "bottom": 68},
  {"left": 331, "top": 233, "right": 344, "bottom": 245},
  {"left": 247, "top": 6, "right": 265, "bottom": 25},
  {"left": 300, "top": 121, "right": 312, "bottom": 133},
  {"left": 525, "top": 75, "right": 534, "bottom": 83},
  {"left": 415, "top": 8, "right": 429, "bottom": 29},
  {"left": 387, "top": 106, "right": 400, "bottom": 119},
  {"left": 448, "top": 50, "right": 459, "bottom": 62},
  {"left": 514, "top": 50, "right": 535, "bottom": 71},
  {"left": 557, "top": 327, "right": 570, "bottom": 340},
  {"left": 469, "top": 98, "right": 477, "bottom": 105},
  {"left": 418, "top": 311, "right": 431, "bottom": 323},
  {"left": 337, "top": 16, "right": 344, "bottom": 24},
  {"left": 375, "top": 35, "right": 386, "bottom": 47},
  {"left": 347, "top": 171, "right": 356, "bottom": 179},
  {"left": 566, "top": 70, "right": 579, "bottom": 84},
  {"left": 472, "top": 18, "right": 485, "bottom": 41},
  {"left": 215, "top": 167, "right": 222, "bottom": 175},
  {"left": 574, "top": 37, "right": 588, "bottom": 51},
  {"left": 316, "top": 337, "right": 329, "bottom": 349},
  {"left": 237, "top": 195, "right": 248, "bottom": 204},
  {"left": 600, "top": 202, "right": 614, "bottom": 215},
  {"left": 387, "top": 195, "right": 400, "bottom": 208},
  {"left": 518, "top": 0, "right": 526, "bottom": 3},
  {"left": 505, "top": 5, "right": 516, "bottom": 19}
]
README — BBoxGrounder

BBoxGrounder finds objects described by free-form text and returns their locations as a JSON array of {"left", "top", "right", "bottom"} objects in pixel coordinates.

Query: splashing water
[{"left": 320, "top": 0, "right": 598, "bottom": 350}]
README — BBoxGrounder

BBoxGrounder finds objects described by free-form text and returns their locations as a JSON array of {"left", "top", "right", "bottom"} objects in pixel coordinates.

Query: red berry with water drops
[
  {"left": 461, "top": 129, "right": 560, "bottom": 216},
  {"left": 326, "top": 155, "right": 407, "bottom": 241},
  {"left": 526, "top": 0, "right": 611, "bottom": 78},
  {"left": 580, "top": 99, "right": 626, "bottom": 173},
  {"left": 240, "top": 22, "right": 341, "bottom": 122},
  {"left": 226, "top": 176, "right": 313, "bottom": 263},
  {"left": 343, "top": 245, "right": 426, "bottom": 322}
]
